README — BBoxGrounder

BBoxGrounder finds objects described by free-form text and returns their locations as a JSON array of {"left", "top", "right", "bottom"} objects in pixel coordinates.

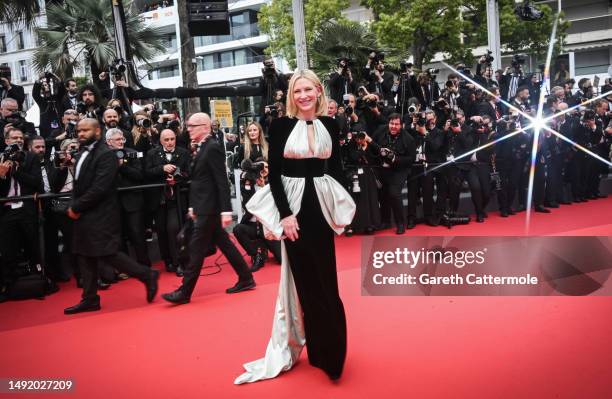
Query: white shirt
[{"left": 75, "top": 142, "right": 97, "bottom": 180}]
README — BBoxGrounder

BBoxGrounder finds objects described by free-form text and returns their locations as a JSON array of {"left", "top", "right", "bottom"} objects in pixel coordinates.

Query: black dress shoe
[
  {"left": 559, "top": 201, "right": 571, "bottom": 205},
  {"left": 500, "top": 211, "right": 509, "bottom": 217},
  {"left": 515, "top": 205, "right": 526, "bottom": 212},
  {"left": 175, "top": 265, "right": 184, "bottom": 277},
  {"left": 476, "top": 214, "right": 485, "bottom": 223},
  {"left": 250, "top": 252, "right": 266, "bottom": 272},
  {"left": 161, "top": 290, "right": 190, "bottom": 305},
  {"left": 226, "top": 278, "right": 256, "bottom": 294},
  {"left": 544, "top": 202, "right": 560, "bottom": 208},
  {"left": 144, "top": 270, "right": 160, "bottom": 303},
  {"left": 395, "top": 224, "right": 406, "bottom": 235},
  {"left": 365, "top": 227, "right": 375, "bottom": 235},
  {"left": 344, "top": 229, "right": 353, "bottom": 237},
  {"left": 482, "top": 211, "right": 488, "bottom": 218},
  {"left": 164, "top": 261, "right": 177, "bottom": 273},
  {"left": 407, "top": 218, "right": 416, "bottom": 229},
  {"left": 508, "top": 208, "right": 516, "bottom": 215},
  {"left": 534, "top": 205, "right": 551, "bottom": 213},
  {"left": 64, "top": 298, "right": 101, "bottom": 315},
  {"left": 425, "top": 216, "right": 439, "bottom": 227},
  {"left": 597, "top": 194, "right": 607, "bottom": 199}
]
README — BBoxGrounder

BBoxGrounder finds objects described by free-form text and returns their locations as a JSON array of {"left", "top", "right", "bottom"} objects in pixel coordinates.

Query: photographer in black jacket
[
  {"left": 145, "top": 129, "right": 190, "bottom": 274},
  {"left": 105, "top": 128, "right": 151, "bottom": 268},
  {"left": 0, "top": 127, "right": 43, "bottom": 292},
  {"left": 32, "top": 73, "right": 66, "bottom": 139},
  {"left": 363, "top": 52, "right": 395, "bottom": 107},
  {"left": 373, "top": 113, "right": 415, "bottom": 234},
  {"left": 329, "top": 57, "right": 357, "bottom": 106}
]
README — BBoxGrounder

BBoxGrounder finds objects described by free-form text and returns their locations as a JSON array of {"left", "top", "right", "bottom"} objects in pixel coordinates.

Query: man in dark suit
[
  {"left": 0, "top": 127, "right": 42, "bottom": 291},
  {"left": 162, "top": 113, "right": 255, "bottom": 305},
  {"left": 64, "top": 118, "right": 159, "bottom": 314},
  {"left": 105, "top": 128, "right": 151, "bottom": 268},
  {"left": 145, "top": 129, "right": 190, "bottom": 274}
]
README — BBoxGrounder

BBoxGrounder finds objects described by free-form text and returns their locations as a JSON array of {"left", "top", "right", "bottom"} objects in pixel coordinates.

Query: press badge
[
  {"left": 10, "top": 201, "right": 23, "bottom": 209},
  {"left": 357, "top": 168, "right": 364, "bottom": 174},
  {"left": 446, "top": 155, "right": 454, "bottom": 162}
]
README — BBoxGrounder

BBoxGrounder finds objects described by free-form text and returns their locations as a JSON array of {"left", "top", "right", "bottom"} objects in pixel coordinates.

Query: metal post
[
  {"left": 486, "top": 0, "right": 502, "bottom": 71},
  {"left": 292, "top": 0, "right": 308, "bottom": 70}
]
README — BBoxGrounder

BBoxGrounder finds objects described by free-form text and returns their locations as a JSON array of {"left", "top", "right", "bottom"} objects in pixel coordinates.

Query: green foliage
[
  {"left": 310, "top": 20, "right": 380, "bottom": 84},
  {"left": 33, "top": 0, "right": 165, "bottom": 80},
  {"left": 0, "top": 0, "right": 39, "bottom": 29},
  {"left": 258, "top": 0, "right": 350, "bottom": 68},
  {"left": 360, "top": 0, "right": 568, "bottom": 69}
]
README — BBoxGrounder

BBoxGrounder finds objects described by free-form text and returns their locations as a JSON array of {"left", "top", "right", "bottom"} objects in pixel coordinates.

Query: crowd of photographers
[
  {"left": 317, "top": 52, "right": 612, "bottom": 234},
  {"left": 0, "top": 53, "right": 610, "bottom": 300}
]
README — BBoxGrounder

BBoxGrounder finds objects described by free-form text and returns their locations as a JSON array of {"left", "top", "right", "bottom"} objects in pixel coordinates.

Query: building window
[
  {"left": 233, "top": 49, "right": 247, "bottom": 66},
  {"left": 19, "top": 60, "right": 28, "bottom": 82},
  {"left": 148, "top": 63, "right": 179, "bottom": 79},
  {"left": 16, "top": 31, "right": 25, "bottom": 50},
  {"left": 0, "top": 36, "right": 6, "bottom": 53},
  {"left": 219, "top": 51, "right": 233, "bottom": 68}
]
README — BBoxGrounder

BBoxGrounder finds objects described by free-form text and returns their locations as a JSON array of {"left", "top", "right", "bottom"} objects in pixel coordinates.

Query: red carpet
[{"left": 1, "top": 198, "right": 611, "bottom": 398}]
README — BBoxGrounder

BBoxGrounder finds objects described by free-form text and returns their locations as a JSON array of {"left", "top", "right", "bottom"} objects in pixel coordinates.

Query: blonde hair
[
  {"left": 131, "top": 110, "right": 149, "bottom": 145},
  {"left": 244, "top": 122, "right": 268, "bottom": 161},
  {"left": 285, "top": 69, "right": 328, "bottom": 118}
]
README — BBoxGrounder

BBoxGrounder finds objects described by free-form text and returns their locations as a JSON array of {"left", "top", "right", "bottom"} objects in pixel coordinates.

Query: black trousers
[
  {"left": 284, "top": 177, "right": 346, "bottom": 378},
  {"left": 120, "top": 209, "right": 151, "bottom": 267},
  {"left": 437, "top": 166, "right": 463, "bottom": 214},
  {"left": 378, "top": 168, "right": 408, "bottom": 226},
  {"left": 51, "top": 212, "right": 78, "bottom": 279},
  {"left": 79, "top": 252, "right": 150, "bottom": 301},
  {"left": 180, "top": 214, "right": 252, "bottom": 298},
  {"left": 546, "top": 155, "right": 564, "bottom": 204},
  {"left": 407, "top": 164, "right": 437, "bottom": 220},
  {"left": 569, "top": 153, "right": 586, "bottom": 200},
  {"left": 233, "top": 221, "right": 282, "bottom": 262},
  {"left": 462, "top": 164, "right": 491, "bottom": 216},
  {"left": 0, "top": 207, "right": 40, "bottom": 285},
  {"left": 42, "top": 207, "right": 62, "bottom": 280},
  {"left": 497, "top": 162, "right": 515, "bottom": 213},
  {"left": 155, "top": 202, "right": 181, "bottom": 265}
]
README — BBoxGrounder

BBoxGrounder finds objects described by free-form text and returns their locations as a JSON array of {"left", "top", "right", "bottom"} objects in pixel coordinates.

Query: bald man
[
  {"left": 64, "top": 118, "right": 159, "bottom": 314},
  {"left": 162, "top": 113, "right": 254, "bottom": 304}
]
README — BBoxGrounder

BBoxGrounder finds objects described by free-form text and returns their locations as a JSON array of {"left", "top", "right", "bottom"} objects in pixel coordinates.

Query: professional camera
[
  {"left": 262, "top": 58, "right": 277, "bottom": 78},
  {"left": 109, "top": 60, "right": 127, "bottom": 80},
  {"left": 53, "top": 147, "right": 79, "bottom": 168},
  {"left": 336, "top": 57, "right": 353, "bottom": 75},
  {"left": 65, "top": 120, "right": 77, "bottom": 139},
  {"left": 114, "top": 149, "right": 142, "bottom": 161},
  {"left": 427, "top": 68, "right": 440, "bottom": 77},
  {"left": 400, "top": 60, "right": 413, "bottom": 73},
  {"left": 166, "top": 119, "right": 180, "bottom": 130},
  {"left": 450, "top": 118, "right": 461, "bottom": 128},
  {"left": 408, "top": 104, "right": 418, "bottom": 114},
  {"left": 136, "top": 118, "right": 152, "bottom": 129},
  {"left": 484, "top": 50, "right": 494, "bottom": 65},
  {"left": 346, "top": 169, "right": 361, "bottom": 193},
  {"left": 265, "top": 104, "right": 279, "bottom": 118},
  {"left": 416, "top": 114, "right": 428, "bottom": 127},
  {"left": 240, "top": 159, "right": 266, "bottom": 186},
  {"left": 440, "top": 212, "right": 471, "bottom": 229},
  {"left": 511, "top": 55, "right": 526, "bottom": 69},
  {"left": 76, "top": 101, "right": 87, "bottom": 115},
  {"left": 342, "top": 94, "right": 353, "bottom": 116},
  {"left": 365, "top": 97, "right": 378, "bottom": 109},
  {"left": 515, "top": 1, "right": 544, "bottom": 21},
  {"left": 379, "top": 147, "right": 395, "bottom": 164},
  {"left": 354, "top": 131, "right": 367, "bottom": 141},
  {"left": 4, "top": 111, "right": 28, "bottom": 132},
  {"left": 1, "top": 143, "right": 26, "bottom": 163}
]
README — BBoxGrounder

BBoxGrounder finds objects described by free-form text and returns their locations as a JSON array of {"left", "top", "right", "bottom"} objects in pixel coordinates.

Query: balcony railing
[{"left": 197, "top": 54, "right": 266, "bottom": 71}]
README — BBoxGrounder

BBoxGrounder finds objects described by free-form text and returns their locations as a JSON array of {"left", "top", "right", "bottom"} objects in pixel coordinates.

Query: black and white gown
[{"left": 235, "top": 116, "right": 356, "bottom": 384}]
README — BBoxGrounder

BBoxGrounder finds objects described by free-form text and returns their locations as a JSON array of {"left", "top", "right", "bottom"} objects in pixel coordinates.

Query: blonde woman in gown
[{"left": 235, "top": 70, "right": 356, "bottom": 384}]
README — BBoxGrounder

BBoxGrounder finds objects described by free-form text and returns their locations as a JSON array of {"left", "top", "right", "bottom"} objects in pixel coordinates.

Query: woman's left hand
[{"left": 281, "top": 215, "right": 300, "bottom": 241}]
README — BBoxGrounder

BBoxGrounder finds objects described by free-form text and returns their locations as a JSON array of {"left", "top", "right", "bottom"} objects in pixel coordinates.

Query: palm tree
[
  {"left": 310, "top": 21, "right": 382, "bottom": 87},
  {"left": 33, "top": 0, "right": 165, "bottom": 81},
  {"left": 0, "top": 0, "right": 40, "bottom": 29}
]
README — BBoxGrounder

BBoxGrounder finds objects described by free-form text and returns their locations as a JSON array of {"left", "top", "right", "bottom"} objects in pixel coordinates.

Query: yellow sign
[{"left": 210, "top": 100, "right": 233, "bottom": 128}]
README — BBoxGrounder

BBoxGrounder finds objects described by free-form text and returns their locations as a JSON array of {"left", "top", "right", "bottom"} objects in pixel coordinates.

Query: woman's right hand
[{"left": 281, "top": 215, "right": 299, "bottom": 241}]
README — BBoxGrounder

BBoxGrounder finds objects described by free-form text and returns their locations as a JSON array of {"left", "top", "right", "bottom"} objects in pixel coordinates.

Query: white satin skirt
[{"left": 234, "top": 175, "right": 355, "bottom": 384}]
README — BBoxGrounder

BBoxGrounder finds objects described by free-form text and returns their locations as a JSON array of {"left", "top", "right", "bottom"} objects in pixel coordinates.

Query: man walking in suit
[
  {"left": 64, "top": 118, "right": 159, "bottom": 314},
  {"left": 162, "top": 113, "right": 254, "bottom": 305}
]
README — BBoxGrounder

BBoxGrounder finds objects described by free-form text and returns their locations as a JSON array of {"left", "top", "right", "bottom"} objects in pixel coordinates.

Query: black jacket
[
  {"left": 70, "top": 142, "right": 121, "bottom": 257},
  {"left": 145, "top": 145, "right": 190, "bottom": 209},
  {"left": 115, "top": 148, "right": 145, "bottom": 213},
  {"left": 0, "top": 83, "right": 25, "bottom": 110},
  {"left": 372, "top": 126, "right": 416, "bottom": 169},
  {"left": 189, "top": 136, "right": 232, "bottom": 216},
  {"left": 0, "top": 151, "right": 42, "bottom": 216}
]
